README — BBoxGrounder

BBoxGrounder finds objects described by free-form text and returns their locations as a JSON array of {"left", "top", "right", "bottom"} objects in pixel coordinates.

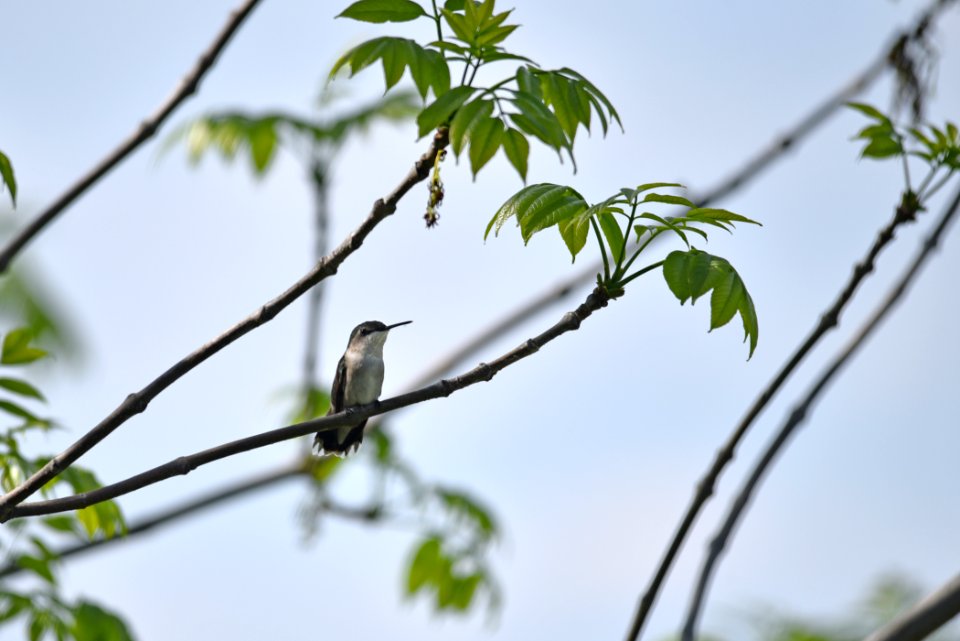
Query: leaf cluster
[
  {"left": 332, "top": 0, "right": 621, "bottom": 180},
  {"left": 0, "top": 591, "right": 133, "bottom": 641},
  {"left": 297, "top": 426, "right": 501, "bottom": 617},
  {"left": 849, "top": 103, "right": 959, "bottom": 212},
  {"left": 171, "top": 92, "right": 420, "bottom": 177},
  {"left": 486, "top": 183, "right": 760, "bottom": 356}
]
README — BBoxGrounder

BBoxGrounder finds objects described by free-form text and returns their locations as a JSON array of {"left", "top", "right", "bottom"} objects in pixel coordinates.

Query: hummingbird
[{"left": 314, "top": 320, "right": 412, "bottom": 456}]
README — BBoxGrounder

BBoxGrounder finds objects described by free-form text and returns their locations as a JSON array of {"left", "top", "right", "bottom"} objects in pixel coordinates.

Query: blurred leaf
[
  {"left": 0, "top": 400, "right": 48, "bottom": 427},
  {"left": 337, "top": 0, "right": 427, "bottom": 23},
  {"left": 0, "top": 377, "right": 45, "bottom": 401},
  {"left": 847, "top": 102, "right": 891, "bottom": 123},
  {"left": 16, "top": 555, "right": 56, "bottom": 585},
  {"left": 641, "top": 193, "right": 696, "bottom": 208},
  {"left": 436, "top": 488, "right": 498, "bottom": 540},
  {"left": 406, "top": 536, "right": 443, "bottom": 595},
  {"left": 72, "top": 601, "right": 135, "bottom": 641},
  {"left": 0, "top": 150, "right": 16, "bottom": 208},
  {"left": 1, "top": 328, "right": 47, "bottom": 365}
]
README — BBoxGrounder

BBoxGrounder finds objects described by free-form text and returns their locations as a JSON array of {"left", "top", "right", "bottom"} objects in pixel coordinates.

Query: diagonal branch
[
  {"left": 0, "top": 458, "right": 380, "bottom": 580},
  {"left": 3, "top": 286, "right": 611, "bottom": 521},
  {"left": 0, "top": 0, "right": 265, "bottom": 274},
  {"left": 680, "top": 184, "right": 960, "bottom": 641},
  {"left": 0, "top": 130, "right": 450, "bottom": 521},
  {"left": 862, "top": 572, "right": 960, "bottom": 641}
]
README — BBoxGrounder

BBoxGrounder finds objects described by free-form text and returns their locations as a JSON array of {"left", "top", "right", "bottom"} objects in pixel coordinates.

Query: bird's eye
[{"left": 360, "top": 329, "right": 370, "bottom": 336}]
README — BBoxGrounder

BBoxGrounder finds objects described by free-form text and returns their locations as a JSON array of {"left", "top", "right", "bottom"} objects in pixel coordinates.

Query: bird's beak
[{"left": 384, "top": 320, "right": 413, "bottom": 331}]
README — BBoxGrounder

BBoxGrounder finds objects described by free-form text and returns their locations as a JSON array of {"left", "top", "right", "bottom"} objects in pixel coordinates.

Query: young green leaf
[
  {"left": 407, "top": 536, "right": 443, "bottom": 595},
  {"left": 501, "top": 127, "right": 530, "bottom": 181},
  {"left": 467, "top": 117, "right": 504, "bottom": 176},
  {"left": 1, "top": 328, "right": 47, "bottom": 365},
  {"left": 596, "top": 211, "right": 624, "bottom": 260},
  {"left": 449, "top": 98, "right": 494, "bottom": 156},
  {"left": 0, "top": 377, "right": 45, "bottom": 401},
  {"left": 641, "top": 193, "right": 696, "bottom": 208},
  {"left": 847, "top": 102, "right": 891, "bottom": 123},
  {"left": 662, "top": 249, "right": 758, "bottom": 358},
  {"left": 0, "top": 150, "right": 16, "bottom": 208},
  {"left": 337, "top": 0, "right": 427, "bottom": 23},
  {"left": 558, "top": 214, "right": 591, "bottom": 261},
  {"left": 416, "top": 86, "right": 476, "bottom": 137},
  {"left": 485, "top": 183, "right": 586, "bottom": 241}
]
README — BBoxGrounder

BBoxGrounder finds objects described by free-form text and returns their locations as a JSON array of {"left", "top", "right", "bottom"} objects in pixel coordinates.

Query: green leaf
[
  {"left": 557, "top": 67, "right": 623, "bottom": 132},
  {"left": 0, "top": 400, "right": 47, "bottom": 426},
  {"left": 516, "top": 66, "right": 541, "bottom": 99},
  {"left": 662, "top": 249, "right": 758, "bottom": 358},
  {"left": 416, "top": 86, "right": 475, "bottom": 138},
  {"left": 72, "top": 601, "right": 135, "bottom": 641},
  {"left": 436, "top": 488, "right": 498, "bottom": 540},
  {"left": 42, "top": 515, "right": 81, "bottom": 536},
  {"left": 558, "top": 215, "right": 591, "bottom": 261},
  {"left": 485, "top": 183, "right": 585, "bottom": 240},
  {"left": 638, "top": 212, "right": 689, "bottom": 247},
  {"left": 635, "top": 182, "right": 684, "bottom": 194},
  {"left": 407, "top": 536, "right": 443, "bottom": 595},
  {"left": 509, "top": 91, "right": 568, "bottom": 152},
  {"left": 0, "top": 377, "right": 45, "bottom": 401},
  {"left": 16, "top": 555, "right": 56, "bottom": 585},
  {"left": 847, "top": 102, "right": 891, "bottom": 123},
  {"left": 1, "top": 328, "right": 47, "bottom": 365},
  {"left": 337, "top": 0, "right": 427, "bottom": 23},
  {"left": 501, "top": 127, "right": 529, "bottom": 181},
  {"left": 449, "top": 98, "right": 494, "bottom": 156},
  {"left": 248, "top": 121, "right": 277, "bottom": 172},
  {"left": 860, "top": 136, "right": 903, "bottom": 159},
  {"left": 0, "top": 150, "right": 16, "bottom": 208},
  {"left": 467, "top": 117, "right": 504, "bottom": 176},
  {"left": 331, "top": 37, "right": 449, "bottom": 97},
  {"left": 597, "top": 211, "right": 624, "bottom": 260},
  {"left": 686, "top": 208, "right": 762, "bottom": 226},
  {"left": 641, "top": 193, "right": 696, "bottom": 208}
]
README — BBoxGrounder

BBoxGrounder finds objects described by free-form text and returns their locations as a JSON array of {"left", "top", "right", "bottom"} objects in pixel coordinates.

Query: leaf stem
[
  {"left": 431, "top": 0, "right": 444, "bottom": 43},
  {"left": 590, "top": 217, "right": 611, "bottom": 283},
  {"left": 922, "top": 168, "right": 956, "bottom": 201},
  {"left": 619, "top": 260, "right": 666, "bottom": 287}
]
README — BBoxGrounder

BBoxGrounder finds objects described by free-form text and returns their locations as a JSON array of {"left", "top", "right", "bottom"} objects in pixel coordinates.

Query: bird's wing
[{"left": 329, "top": 355, "right": 347, "bottom": 414}]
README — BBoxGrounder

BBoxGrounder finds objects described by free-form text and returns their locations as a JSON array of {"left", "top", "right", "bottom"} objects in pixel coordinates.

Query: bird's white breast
[{"left": 343, "top": 348, "right": 385, "bottom": 405}]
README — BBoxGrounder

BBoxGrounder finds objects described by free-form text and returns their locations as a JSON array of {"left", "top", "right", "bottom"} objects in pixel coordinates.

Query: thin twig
[
  {"left": 0, "top": 461, "right": 303, "bottom": 579},
  {"left": 622, "top": 4, "right": 956, "bottom": 638},
  {"left": 0, "top": 130, "right": 450, "bottom": 521},
  {"left": 0, "top": 458, "right": 381, "bottom": 579},
  {"left": 301, "top": 161, "right": 331, "bottom": 404},
  {"left": 0, "top": 0, "right": 265, "bottom": 273},
  {"left": 680, "top": 184, "right": 960, "bottom": 641},
  {"left": 862, "top": 572, "right": 960, "bottom": 641},
  {"left": 4, "top": 287, "right": 611, "bottom": 520}
]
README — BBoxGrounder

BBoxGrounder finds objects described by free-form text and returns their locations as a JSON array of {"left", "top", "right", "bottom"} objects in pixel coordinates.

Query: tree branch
[
  {"left": 0, "top": 0, "right": 265, "bottom": 273},
  {"left": 680, "top": 184, "right": 960, "bottom": 641},
  {"left": 0, "top": 458, "right": 380, "bottom": 580},
  {"left": 0, "top": 129, "right": 450, "bottom": 521},
  {"left": 3, "top": 286, "right": 611, "bottom": 520},
  {"left": 862, "top": 572, "right": 960, "bottom": 641},
  {"left": 621, "top": 5, "right": 957, "bottom": 635}
]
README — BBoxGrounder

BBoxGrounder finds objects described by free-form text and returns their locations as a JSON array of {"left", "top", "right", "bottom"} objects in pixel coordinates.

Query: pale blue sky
[{"left": 1, "top": 1, "right": 959, "bottom": 640}]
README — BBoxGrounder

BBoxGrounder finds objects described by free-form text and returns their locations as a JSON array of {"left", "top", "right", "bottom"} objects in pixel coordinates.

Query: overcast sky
[{"left": 2, "top": 1, "right": 960, "bottom": 640}]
